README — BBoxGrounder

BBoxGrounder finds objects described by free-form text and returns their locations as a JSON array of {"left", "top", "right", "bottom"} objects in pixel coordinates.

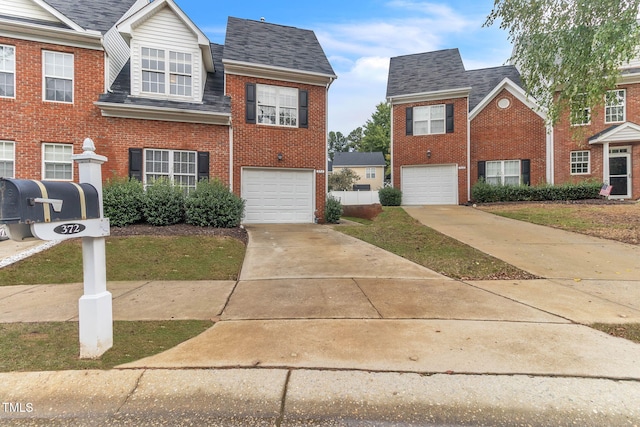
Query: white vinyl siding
[
  {"left": 0, "top": 45, "right": 15, "bottom": 98},
  {"left": 0, "top": 0, "right": 59, "bottom": 22},
  {"left": 257, "top": 84, "right": 298, "bottom": 127},
  {"left": 414, "top": 105, "right": 445, "bottom": 135},
  {"left": 605, "top": 89, "right": 625, "bottom": 123},
  {"left": 144, "top": 149, "right": 197, "bottom": 191},
  {"left": 130, "top": 7, "right": 201, "bottom": 102},
  {"left": 486, "top": 160, "right": 520, "bottom": 185},
  {"left": 42, "top": 143, "right": 73, "bottom": 181},
  {"left": 0, "top": 141, "right": 15, "bottom": 178},
  {"left": 104, "top": 27, "right": 132, "bottom": 88},
  {"left": 43, "top": 51, "right": 73, "bottom": 103},
  {"left": 570, "top": 151, "right": 590, "bottom": 175}
]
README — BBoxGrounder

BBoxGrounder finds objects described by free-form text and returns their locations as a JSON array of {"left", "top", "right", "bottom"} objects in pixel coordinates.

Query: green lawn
[
  {"left": 338, "top": 207, "right": 536, "bottom": 280},
  {"left": 0, "top": 235, "right": 245, "bottom": 285}
]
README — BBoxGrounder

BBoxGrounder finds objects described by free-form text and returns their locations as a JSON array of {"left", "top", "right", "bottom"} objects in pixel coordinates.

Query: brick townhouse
[
  {"left": 0, "top": 0, "right": 336, "bottom": 223},
  {"left": 387, "top": 48, "right": 639, "bottom": 204}
]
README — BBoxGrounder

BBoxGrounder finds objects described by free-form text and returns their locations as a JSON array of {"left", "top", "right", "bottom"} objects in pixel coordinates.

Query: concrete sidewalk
[{"left": 1, "top": 215, "right": 640, "bottom": 424}]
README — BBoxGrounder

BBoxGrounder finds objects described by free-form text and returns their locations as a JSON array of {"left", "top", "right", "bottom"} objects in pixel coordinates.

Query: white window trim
[
  {"left": 414, "top": 104, "right": 446, "bottom": 135},
  {"left": 140, "top": 47, "right": 194, "bottom": 99},
  {"left": 486, "top": 160, "right": 521, "bottom": 186},
  {"left": 605, "top": 89, "right": 626, "bottom": 124},
  {"left": 570, "top": 94, "right": 590, "bottom": 127},
  {"left": 0, "top": 140, "right": 15, "bottom": 178},
  {"left": 42, "top": 51, "right": 74, "bottom": 104},
  {"left": 42, "top": 143, "right": 73, "bottom": 181},
  {"left": 0, "top": 45, "right": 16, "bottom": 99},
  {"left": 570, "top": 150, "right": 591, "bottom": 175},
  {"left": 143, "top": 148, "right": 198, "bottom": 191},
  {"left": 257, "top": 84, "right": 299, "bottom": 128},
  {"left": 365, "top": 167, "right": 376, "bottom": 179}
]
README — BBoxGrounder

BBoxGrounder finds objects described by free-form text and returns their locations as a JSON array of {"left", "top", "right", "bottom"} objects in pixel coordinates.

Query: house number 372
[{"left": 53, "top": 223, "right": 86, "bottom": 235}]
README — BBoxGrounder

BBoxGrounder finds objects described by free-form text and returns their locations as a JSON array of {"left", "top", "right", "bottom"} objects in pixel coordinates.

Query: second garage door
[
  {"left": 402, "top": 165, "right": 458, "bottom": 205},
  {"left": 242, "top": 168, "right": 314, "bottom": 223}
]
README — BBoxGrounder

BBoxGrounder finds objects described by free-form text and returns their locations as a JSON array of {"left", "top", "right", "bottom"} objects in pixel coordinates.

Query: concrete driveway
[{"left": 122, "top": 222, "right": 640, "bottom": 381}]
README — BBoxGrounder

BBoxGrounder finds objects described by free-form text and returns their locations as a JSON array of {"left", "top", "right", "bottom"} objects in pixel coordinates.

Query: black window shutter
[
  {"left": 521, "top": 159, "right": 531, "bottom": 186},
  {"left": 246, "top": 83, "right": 256, "bottom": 124},
  {"left": 477, "top": 161, "right": 486, "bottom": 182},
  {"left": 197, "top": 151, "right": 210, "bottom": 182},
  {"left": 299, "top": 90, "right": 308, "bottom": 128},
  {"left": 406, "top": 107, "right": 413, "bottom": 135},
  {"left": 446, "top": 104, "right": 454, "bottom": 133},
  {"left": 129, "top": 148, "right": 143, "bottom": 181}
]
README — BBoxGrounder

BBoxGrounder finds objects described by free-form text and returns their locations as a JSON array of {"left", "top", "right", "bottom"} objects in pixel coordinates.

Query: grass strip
[
  {"left": 591, "top": 323, "right": 640, "bottom": 344},
  {"left": 338, "top": 207, "right": 535, "bottom": 280},
  {"left": 0, "top": 320, "right": 213, "bottom": 372},
  {"left": 0, "top": 235, "right": 245, "bottom": 286}
]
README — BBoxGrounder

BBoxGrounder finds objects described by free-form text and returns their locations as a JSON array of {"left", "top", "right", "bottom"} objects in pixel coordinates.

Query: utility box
[{"left": 0, "top": 178, "right": 108, "bottom": 241}]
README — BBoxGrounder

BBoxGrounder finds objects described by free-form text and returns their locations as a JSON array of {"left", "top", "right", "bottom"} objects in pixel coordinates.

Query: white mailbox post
[{"left": 72, "top": 138, "right": 112, "bottom": 359}]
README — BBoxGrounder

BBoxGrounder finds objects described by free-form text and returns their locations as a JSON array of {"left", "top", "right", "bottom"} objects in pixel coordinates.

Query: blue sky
[{"left": 176, "top": 0, "right": 513, "bottom": 134}]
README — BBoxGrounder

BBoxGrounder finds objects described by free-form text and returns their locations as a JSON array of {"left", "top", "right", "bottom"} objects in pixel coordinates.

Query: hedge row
[
  {"left": 471, "top": 180, "right": 603, "bottom": 203},
  {"left": 103, "top": 178, "right": 245, "bottom": 228}
]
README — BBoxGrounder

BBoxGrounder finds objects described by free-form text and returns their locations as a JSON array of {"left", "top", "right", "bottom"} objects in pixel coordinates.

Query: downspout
[
  {"left": 546, "top": 125, "right": 555, "bottom": 184},
  {"left": 229, "top": 120, "right": 234, "bottom": 191},
  {"left": 324, "top": 77, "right": 336, "bottom": 222},
  {"left": 389, "top": 98, "right": 394, "bottom": 188},
  {"left": 466, "top": 97, "right": 471, "bottom": 203}
]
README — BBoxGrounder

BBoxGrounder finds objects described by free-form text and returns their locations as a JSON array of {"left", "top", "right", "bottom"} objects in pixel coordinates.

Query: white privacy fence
[{"left": 329, "top": 190, "right": 380, "bottom": 205}]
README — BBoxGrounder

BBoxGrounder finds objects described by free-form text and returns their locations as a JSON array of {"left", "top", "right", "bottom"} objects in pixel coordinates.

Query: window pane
[
  {"left": 44, "top": 51, "right": 73, "bottom": 102},
  {"left": 486, "top": 161, "right": 501, "bottom": 177},
  {"left": 430, "top": 105, "right": 445, "bottom": 120},
  {"left": 430, "top": 119, "right": 445, "bottom": 134},
  {"left": 43, "top": 144, "right": 72, "bottom": 180},
  {"left": 414, "top": 107, "right": 429, "bottom": 121},
  {"left": 0, "top": 46, "right": 15, "bottom": 98},
  {"left": 504, "top": 160, "right": 520, "bottom": 175}
]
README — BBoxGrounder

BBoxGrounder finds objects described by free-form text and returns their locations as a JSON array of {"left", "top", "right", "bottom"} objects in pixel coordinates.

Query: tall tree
[
  {"left": 486, "top": 0, "right": 640, "bottom": 125},
  {"left": 361, "top": 102, "right": 391, "bottom": 155},
  {"left": 346, "top": 127, "right": 363, "bottom": 152},
  {"left": 328, "top": 131, "right": 348, "bottom": 161}
]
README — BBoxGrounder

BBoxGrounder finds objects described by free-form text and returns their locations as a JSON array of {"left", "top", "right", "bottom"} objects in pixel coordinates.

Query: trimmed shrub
[
  {"left": 471, "top": 180, "right": 603, "bottom": 203},
  {"left": 103, "top": 177, "right": 144, "bottom": 227},
  {"left": 324, "top": 195, "right": 343, "bottom": 223},
  {"left": 185, "top": 179, "right": 245, "bottom": 228},
  {"left": 378, "top": 186, "right": 402, "bottom": 206},
  {"left": 142, "top": 178, "right": 185, "bottom": 226}
]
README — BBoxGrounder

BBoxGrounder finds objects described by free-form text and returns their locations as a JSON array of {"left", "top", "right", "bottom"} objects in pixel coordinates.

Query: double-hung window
[
  {"left": 144, "top": 149, "right": 197, "bottom": 191},
  {"left": 365, "top": 168, "right": 376, "bottom": 179},
  {"left": 257, "top": 84, "right": 298, "bottom": 127},
  {"left": 605, "top": 89, "right": 625, "bottom": 123},
  {"left": 0, "top": 141, "right": 15, "bottom": 177},
  {"left": 486, "top": 160, "right": 521, "bottom": 185},
  {"left": 0, "top": 45, "right": 15, "bottom": 98},
  {"left": 141, "top": 48, "right": 192, "bottom": 97},
  {"left": 43, "top": 51, "right": 73, "bottom": 103},
  {"left": 570, "top": 151, "right": 590, "bottom": 175},
  {"left": 42, "top": 143, "right": 73, "bottom": 180},
  {"left": 414, "top": 105, "right": 445, "bottom": 135},
  {"left": 570, "top": 94, "right": 590, "bottom": 126}
]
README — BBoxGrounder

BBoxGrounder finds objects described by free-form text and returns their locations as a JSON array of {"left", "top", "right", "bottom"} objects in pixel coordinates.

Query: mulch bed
[{"left": 108, "top": 223, "right": 248, "bottom": 245}]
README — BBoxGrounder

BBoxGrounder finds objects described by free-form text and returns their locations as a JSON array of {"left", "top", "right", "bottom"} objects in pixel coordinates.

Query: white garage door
[
  {"left": 242, "top": 168, "right": 314, "bottom": 223},
  {"left": 402, "top": 165, "right": 458, "bottom": 205}
]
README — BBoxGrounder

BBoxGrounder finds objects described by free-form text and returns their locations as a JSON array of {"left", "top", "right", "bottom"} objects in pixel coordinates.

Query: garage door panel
[
  {"left": 402, "top": 165, "right": 458, "bottom": 205},
  {"left": 242, "top": 169, "right": 314, "bottom": 223}
]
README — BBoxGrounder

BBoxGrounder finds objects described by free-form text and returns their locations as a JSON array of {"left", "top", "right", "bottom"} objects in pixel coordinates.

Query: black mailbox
[{"left": 0, "top": 178, "right": 100, "bottom": 225}]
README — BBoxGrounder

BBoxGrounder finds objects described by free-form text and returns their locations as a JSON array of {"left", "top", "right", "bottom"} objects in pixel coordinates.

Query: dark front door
[{"left": 609, "top": 150, "right": 631, "bottom": 198}]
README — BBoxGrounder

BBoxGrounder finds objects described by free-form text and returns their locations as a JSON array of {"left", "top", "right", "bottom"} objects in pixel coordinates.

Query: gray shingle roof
[
  {"left": 223, "top": 17, "right": 335, "bottom": 77},
  {"left": 386, "top": 49, "right": 468, "bottom": 98},
  {"left": 43, "top": 0, "right": 138, "bottom": 34},
  {"left": 333, "top": 152, "right": 386, "bottom": 167},
  {"left": 467, "top": 66, "right": 522, "bottom": 111},
  {"left": 98, "top": 43, "right": 230, "bottom": 114}
]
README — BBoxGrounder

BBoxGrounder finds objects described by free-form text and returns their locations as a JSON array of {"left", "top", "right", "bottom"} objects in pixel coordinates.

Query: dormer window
[{"left": 141, "top": 47, "right": 192, "bottom": 97}]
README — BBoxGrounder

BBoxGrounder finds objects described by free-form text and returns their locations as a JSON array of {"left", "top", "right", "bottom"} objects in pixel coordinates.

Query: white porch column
[
  {"left": 602, "top": 142, "right": 610, "bottom": 184},
  {"left": 72, "top": 138, "right": 112, "bottom": 359}
]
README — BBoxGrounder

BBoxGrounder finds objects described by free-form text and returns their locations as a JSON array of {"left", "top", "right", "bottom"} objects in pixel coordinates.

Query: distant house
[{"left": 332, "top": 152, "right": 386, "bottom": 190}]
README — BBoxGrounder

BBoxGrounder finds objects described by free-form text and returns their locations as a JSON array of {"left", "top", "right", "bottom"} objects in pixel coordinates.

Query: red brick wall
[
  {"left": 553, "top": 84, "right": 640, "bottom": 199},
  {"left": 392, "top": 97, "right": 468, "bottom": 203},
  {"left": 0, "top": 37, "right": 230, "bottom": 185},
  {"left": 226, "top": 74, "right": 328, "bottom": 221},
  {"left": 470, "top": 89, "right": 548, "bottom": 186}
]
